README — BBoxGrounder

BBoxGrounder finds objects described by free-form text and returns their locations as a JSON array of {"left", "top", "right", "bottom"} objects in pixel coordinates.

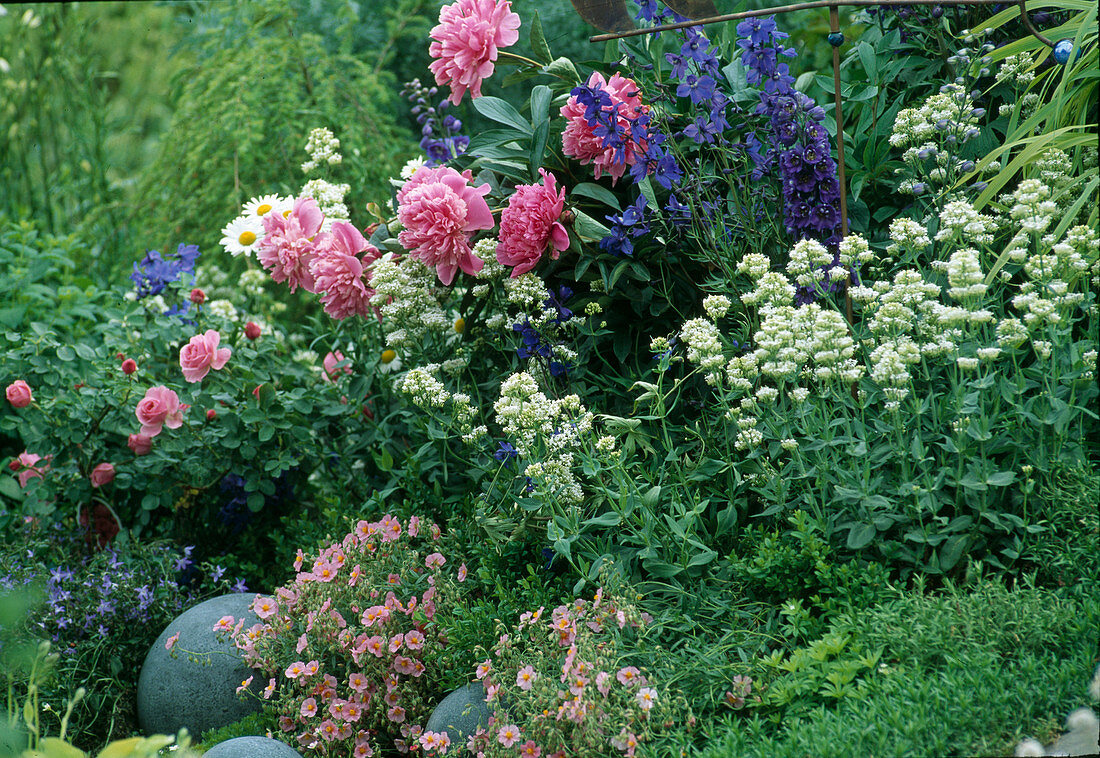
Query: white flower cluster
[
  {"left": 703, "top": 294, "right": 732, "bottom": 320},
  {"left": 238, "top": 268, "right": 268, "bottom": 297},
  {"left": 1009, "top": 179, "right": 1058, "bottom": 236},
  {"left": 301, "top": 178, "right": 351, "bottom": 222},
  {"left": 301, "top": 127, "right": 342, "bottom": 175},
  {"left": 837, "top": 234, "right": 874, "bottom": 268},
  {"left": 995, "top": 53, "right": 1035, "bottom": 86},
  {"left": 207, "top": 299, "right": 239, "bottom": 321},
  {"left": 736, "top": 252, "right": 771, "bottom": 280},
  {"left": 680, "top": 318, "right": 726, "bottom": 384},
  {"left": 749, "top": 303, "right": 860, "bottom": 384},
  {"left": 1033, "top": 149, "right": 1073, "bottom": 191},
  {"left": 742, "top": 272, "right": 795, "bottom": 308},
  {"left": 786, "top": 239, "right": 833, "bottom": 288},
  {"left": 890, "top": 92, "right": 975, "bottom": 149},
  {"left": 886, "top": 218, "right": 931, "bottom": 261},
  {"left": 399, "top": 365, "right": 482, "bottom": 440},
  {"left": 369, "top": 254, "right": 451, "bottom": 348},
  {"left": 492, "top": 372, "right": 593, "bottom": 504},
  {"left": 869, "top": 337, "right": 921, "bottom": 411},
  {"left": 945, "top": 248, "right": 987, "bottom": 302},
  {"left": 502, "top": 273, "right": 554, "bottom": 324},
  {"left": 935, "top": 199, "right": 996, "bottom": 246}
]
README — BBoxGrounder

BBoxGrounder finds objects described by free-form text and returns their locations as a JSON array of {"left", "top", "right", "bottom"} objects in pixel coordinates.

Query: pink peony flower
[
  {"left": 258, "top": 196, "right": 325, "bottom": 293},
  {"left": 496, "top": 169, "right": 569, "bottom": 277},
  {"left": 5, "top": 379, "right": 32, "bottom": 408},
  {"left": 561, "top": 72, "right": 648, "bottom": 184},
  {"left": 179, "top": 329, "right": 231, "bottom": 383},
  {"left": 90, "top": 462, "right": 115, "bottom": 488},
  {"left": 322, "top": 351, "right": 352, "bottom": 382},
  {"left": 135, "top": 386, "right": 185, "bottom": 437},
  {"left": 428, "top": 0, "right": 521, "bottom": 105},
  {"left": 127, "top": 433, "right": 153, "bottom": 456},
  {"left": 396, "top": 166, "right": 494, "bottom": 286},
  {"left": 310, "top": 222, "right": 382, "bottom": 320},
  {"left": 13, "top": 452, "right": 48, "bottom": 488}
]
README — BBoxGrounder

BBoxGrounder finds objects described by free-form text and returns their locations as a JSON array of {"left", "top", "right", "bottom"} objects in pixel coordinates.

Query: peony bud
[
  {"left": 121, "top": 359, "right": 138, "bottom": 375},
  {"left": 190, "top": 288, "right": 206, "bottom": 305},
  {"left": 244, "top": 321, "right": 261, "bottom": 340}
]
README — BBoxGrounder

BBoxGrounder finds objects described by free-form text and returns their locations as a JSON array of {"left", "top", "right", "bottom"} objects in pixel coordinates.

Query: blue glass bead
[
  {"left": 827, "top": 31, "right": 845, "bottom": 47},
  {"left": 1052, "top": 39, "right": 1073, "bottom": 65}
]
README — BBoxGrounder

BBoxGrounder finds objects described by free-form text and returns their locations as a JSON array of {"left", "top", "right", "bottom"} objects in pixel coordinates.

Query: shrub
[{"left": 228, "top": 514, "right": 468, "bottom": 756}]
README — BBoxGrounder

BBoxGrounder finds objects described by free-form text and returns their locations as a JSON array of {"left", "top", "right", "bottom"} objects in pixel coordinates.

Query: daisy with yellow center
[
  {"left": 244, "top": 194, "right": 292, "bottom": 219},
  {"left": 219, "top": 214, "right": 264, "bottom": 258},
  {"left": 379, "top": 349, "right": 402, "bottom": 374}
]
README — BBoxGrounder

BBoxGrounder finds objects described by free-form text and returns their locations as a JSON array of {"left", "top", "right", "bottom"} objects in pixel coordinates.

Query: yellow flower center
[
  {"left": 283, "top": 209, "right": 292, "bottom": 218},
  {"left": 239, "top": 231, "right": 257, "bottom": 246},
  {"left": 255, "top": 203, "right": 272, "bottom": 216},
  {"left": 453, "top": 317, "right": 465, "bottom": 334},
  {"left": 381, "top": 349, "right": 397, "bottom": 364}
]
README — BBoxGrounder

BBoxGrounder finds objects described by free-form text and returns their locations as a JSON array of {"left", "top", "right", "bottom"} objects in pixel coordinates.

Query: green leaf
[
  {"left": 529, "top": 86, "right": 551, "bottom": 179},
  {"left": 986, "top": 471, "right": 1017, "bottom": 487},
  {"left": 642, "top": 559, "right": 683, "bottom": 578},
  {"left": 583, "top": 512, "right": 621, "bottom": 527},
  {"left": 466, "top": 128, "right": 527, "bottom": 154},
  {"left": 529, "top": 9, "right": 553, "bottom": 64},
  {"left": 472, "top": 96, "right": 531, "bottom": 134},
  {"left": 570, "top": 182, "right": 621, "bottom": 211},
  {"left": 56, "top": 345, "right": 76, "bottom": 361},
  {"left": 572, "top": 209, "right": 611, "bottom": 241},
  {"left": 543, "top": 57, "right": 579, "bottom": 82},
  {"left": 846, "top": 523, "right": 876, "bottom": 550}
]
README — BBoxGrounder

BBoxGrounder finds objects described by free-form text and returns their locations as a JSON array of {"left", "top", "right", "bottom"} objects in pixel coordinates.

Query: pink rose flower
[
  {"left": 5, "top": 380, "right": 32, "bottom": 408},
  {"left": 396, "top": 166, "right": 494, "bottom": 286},
  {"left": 258, "top": 196, "right": 325, "bottom": 293},
  {"left": 428, "top": 0, "right": 521, "bottom": 105},
  {"left": 179, "top": 329, "right": 231, "bottom": 383},
  {"left": 496, "top": 169, "right": 569, "bottom": 277},
  {"left": 128, "top": 433, "right": 153, "bottom": 456},
  {"left": 322, "top": 351, "right": 352, "bottom": 382},
  {"left": 561, "top": 72, "right": 648, "bottom": 184},
  {"left": 13, "top": 452, "right": 48, "bottom": 488},
  {"left": 90, "top": 462, "right": 115, "bottom": 488},
  {"left": 135, "top": 385, "right": 185, "bottom": 437},
  {"left": 310, "top": 222, "right": 382, "bottom": 320}
]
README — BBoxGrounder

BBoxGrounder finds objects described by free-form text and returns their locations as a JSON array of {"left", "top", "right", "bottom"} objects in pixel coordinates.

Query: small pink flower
[
  {"left": 302, "top": 660, "right": 319, "bottom": 678},
  {"left": 6, "top": 380, "right": 32, "bottom": 408},
  {"left": 258, "top": 196, "right": 325, "bottom": 293},
  {"left": 561, "top": 72, "right": 648, "bottom": 184},
  {"left": 236, "top": 675, "right": 253, "bottom": 694},
  {"left": 476, "top": 660, "right": 492, "bottom": 679},
  {"left": 278, "top": 715, "right": 295, "bottom": 732},
  {"left": 244, "top": 321, "right": 262, "bottom": 340},
  {"left": 348, "top": 672, "right": 369, "bottom": 692},
  {"left": 387, "top": 705, "right": 407, "bottom": 723},
  {"left": 179, "top": 329, "right": 231, "bottom": 382},
  {"left": 135, "top": 385, "right": 185, "bottom": 437},
  {"left": 389, "top": 633, "right": 404, "bottom": 653},
  {"left": 496, "top": 169, "right": 569, "bottom": 277},
  {"left": 89, "top": 462, "right": 115, "bottom": 488},
  {"left": 636, "top": 687, "right": 657, "bottom": 710},
  {"left": 407, "top": 515, "right": 421, "bottom": 537},
  {"left": 425, "top": 552, "right": 446, "bottom": 569},
  {"left": 285, "top": 661, "right": 306, "bottom": 679},
  {"left": 296, "top": 634, "right": 308, "bottom": 654},
  {"left": 164, "top": 632, "right": 180, "bottom": 651},
  {"left": 366, "top": 635, "right": 386, "bottom": 658},
  {"left": 396, "top": 166, "right": 494, "bottom": 285},
  {"left": 127, "top": 433, "right": 153, "bottom": 456},
  {"left": 404, "top": 630, "right": 425, "bottom": 650},
  {"left": 616, "top": 666, "right": 641, "bottom": 687},
  {"left": 213, "top": 616, "right": 235, "bottom": 633},
  {"left": 252, "top": 597, "right": 277, "bottom": 619},
  {"left": 428, "top": 0, "right": 521, "bottom": 105},
  {"left": 322, "top": 351, "right": 352, "bottom": 382},
  {"left": 190, "top": 288, "right": 206, "bottom": 305},
  {"left": 596, "top": 670, "right": 611, "bottom": 696},
  {"left": 497, "top": 724, "right": 521, "bottom": 748},
  {"left": 300, "top": 697, "right": 318, "bottom": 718},
  {"left": 263, "top": 678, "right": 276, "bottom": 699},
  {"left": 318, "top": 719, "right": 339, "bottom": 742},
  {"left": 343, "top": 701, "right": 363, "bottom": 722},
  {"left": 516, "top": 665, "right": 538, "bottom": 691},
  {"left": 121, "top": 358, "right": 138, "bottom": 375},
  {"left": 457, "top": 563, "right": 467, "bottom": 582},
  {"left": 518, "top": 740, "right": 541, "bottom": 758},
  {"left": 310, "top": 222, "right": 382, "bottom": 321}
]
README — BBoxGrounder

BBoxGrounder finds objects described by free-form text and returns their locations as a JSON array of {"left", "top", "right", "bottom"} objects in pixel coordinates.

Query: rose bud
[
  {"left": 206, "top": 408, "right": 217, "bottom": 421},
  {"left": 121, "top": 359, "right": 138, "bottom": 375},
  {"left": 244, "top": 321, "right": 262, "bottom": 340},
  {"left": 5, "top": 380, "right": 32, "bottom": 408},
  {"left": 190, "top": 288, "right": 206, "bottom": 305},
  {"left": 90, "top": 462, "right": 116, "bottom": 488}
]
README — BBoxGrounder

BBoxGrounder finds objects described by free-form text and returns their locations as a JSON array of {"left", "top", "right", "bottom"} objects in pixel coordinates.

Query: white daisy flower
[
  {"left": 379, "top": 349, "right": 402, "bottom": 374},
  {"left": 220, "top": 214, "right": 265, "bottom": 258},
  {"left": 243, "top": 194, "right": 289, "bottom": 219}
]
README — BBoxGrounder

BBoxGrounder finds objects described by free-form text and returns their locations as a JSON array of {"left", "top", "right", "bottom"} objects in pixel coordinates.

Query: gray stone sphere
[
  {"left": 202, "top": 736, "right": 304, "bottom": 758},
  {"left": 137, "top": 593, "right": 262, "bottom": 737},
  {"left": 425, "top": 682, "right": 494, "bottom": 745}
]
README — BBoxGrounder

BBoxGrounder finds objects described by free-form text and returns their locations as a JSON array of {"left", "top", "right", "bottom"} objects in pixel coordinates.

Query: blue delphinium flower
[
  {"left": 403, "top": 79, "right": 470, "bottom": 165},
  {"left": 600, "top": 195, "right": 650, "bottom": 257},
  {"left": 130, "top": 244, "right": 200, "bottom": 299},
  {"left": 493, "top": 441, "right": 519, "bottom": 463}
]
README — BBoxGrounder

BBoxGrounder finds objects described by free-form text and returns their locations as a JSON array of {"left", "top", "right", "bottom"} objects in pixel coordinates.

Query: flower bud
[
  {"left": 244, "top": 322, "right": 262, "bottom": 340},
  {"left": 190, "top": 288, "right": 206, "bottom": 305},
  {"left": 121, "top": 359, "right": 138, "bottom": 375}
]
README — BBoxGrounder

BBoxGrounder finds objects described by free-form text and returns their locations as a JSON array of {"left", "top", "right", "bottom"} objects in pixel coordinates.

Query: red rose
[
  {"left": 190, "top": 288, "right": 206, "bottom": 305},
  {"left": 121, "top": 359, "right": 138, "bottom": 375},
  {"left": 244, "top": 321, "right": 262, "bottom": 340}
]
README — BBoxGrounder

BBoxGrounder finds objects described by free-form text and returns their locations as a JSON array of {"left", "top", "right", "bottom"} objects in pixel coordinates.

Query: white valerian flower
[
  {"left": 703, "top": 294, "right": 731, "bottom": 320},
  {"left": 936, "top": 199, "right": 995, "bottom": 246},
  {"left": 370, "top": 255, "right": 450, "bottom": 345},
  {"left": 1010, "top": 179, "right": 1057, "bottom": 235},
  {"left": 838, "top": 234, "right": 874, "bottom": 267},
  {"left": 742, "top": 271, "right": 795, "bottom": 308},
  {"left": 786, "top": 239, "right": 832, "bottom": 287},
  {"left": 206, "top": 299, "right": 239, "bottom": 321},
  {"left": 680, "top": 318, "right": 726, "bottom": 382},
  {"left": 400, "top": 365, "right": 450, "bottom": 407},
  {"left": 736, "top": 252, "right": 771, "bottom": 280},
  {"left": 238, "top": 269, "right": 267, "bottom": 296},
  {"left": 945, "top": 248, "right": 987, "bottom": 302},
  {"left": 780, "top": 438, "right": 798, "bottom": 451},
  {"left": 301, "top": 178, "right": 351, "bottom": 221},
  {"left": 301, "top": 127, "right": 343, "bottom": 174},
  {"left": 1032, "top": 340, "right": 1052, "bottom": 359}
]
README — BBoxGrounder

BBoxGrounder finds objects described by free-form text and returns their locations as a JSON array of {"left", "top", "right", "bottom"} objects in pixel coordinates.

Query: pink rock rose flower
[
  {"left": 310, "top": 221, "right": 383, "bottom": 320},
  {"left": 5, "top": 379, "right": 32, "bottom": 408},
  {"left": 561, "top": 72, "right": 649, "bottom": 184},
  {"left": 128, "top": 433, "right": 153, "bottom": 456},
  {"left": 397, "top": 166, "right": 494, "bottom": 286},
  {"left": 322, "top": 351, "right": 352, "bottom": 382},
  {"left": 496, "top": 169, "right": 569, "bottom": 277},
  {"left": 180, "top": 329, "right": 231, "bottom": 382},
  {"left": 429, "top": 0, "right": 521, "bottom": 105},
  {"left": 135, "top": 385, "right": 185, "bottom": 437},
  {"left": 258, "top": 196, "right": 325, "bottom": 293},
  {"left": 90, "top": 462, "right": 116, "bottom": 488}
]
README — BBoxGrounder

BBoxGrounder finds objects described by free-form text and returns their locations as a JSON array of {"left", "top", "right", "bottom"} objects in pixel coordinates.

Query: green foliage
[
  {"left": 195, "top": 711, "right": 274, "bottom": 751},
  {"left": 131, "top": 0, "right": 409, "bottom": 262}
]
